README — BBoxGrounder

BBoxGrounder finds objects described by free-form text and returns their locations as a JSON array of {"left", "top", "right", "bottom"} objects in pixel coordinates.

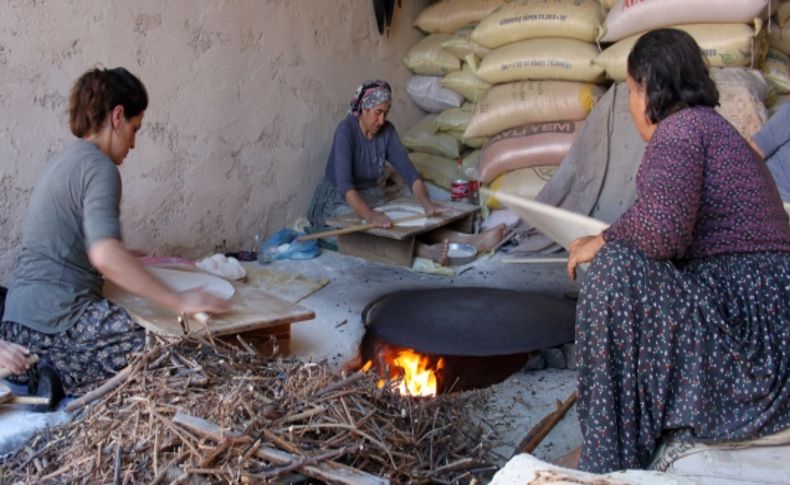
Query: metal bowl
[{"left": 446, "top": 242, "right": 477, "bottom": 266}]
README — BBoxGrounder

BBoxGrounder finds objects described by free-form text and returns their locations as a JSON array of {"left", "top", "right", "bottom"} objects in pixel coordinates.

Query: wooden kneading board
[
  {"left": 326, "top": 197, "right": 478, "bottom": 241},
  {"left": 104, "top": 277, "right": 315, "bottom": 338}
]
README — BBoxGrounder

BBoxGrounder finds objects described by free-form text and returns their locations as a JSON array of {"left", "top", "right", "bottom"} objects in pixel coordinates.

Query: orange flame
[
  {"left": 392, "top": 349, "right": 444, "bottom": 397},
  {"left": 361, "top": 349, "right": 445, "bottom": 397}
]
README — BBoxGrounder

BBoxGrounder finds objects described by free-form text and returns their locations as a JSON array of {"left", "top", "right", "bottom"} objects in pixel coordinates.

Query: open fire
[
  {"left": 362, "top": 349, "right": 444, "bottom": 397},
  {"left": 359, "top": 331, "right": 532, "bottom": 396},
  {"left": 363, "top": 348, "right": 445, "bottom": 397}
]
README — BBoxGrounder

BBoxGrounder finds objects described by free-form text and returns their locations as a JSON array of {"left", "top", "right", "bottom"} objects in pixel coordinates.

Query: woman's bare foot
[
  {"left": 474, "top": 223, "right": 509, "bottom": 252},
  {"left": 416, "top": 240, "right": 449, "bottom": 265},
  {"left": 554, "top": 446, "right": 581, "bottom": 469}
]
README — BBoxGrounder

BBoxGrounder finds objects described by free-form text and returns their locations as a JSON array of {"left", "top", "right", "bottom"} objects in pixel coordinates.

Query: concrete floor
[
  {"left": 280, "top": 248, "right": 582, "bottom": 465},
  {"left": 0, "top": 247, "right": 583, "bottom": 468}
]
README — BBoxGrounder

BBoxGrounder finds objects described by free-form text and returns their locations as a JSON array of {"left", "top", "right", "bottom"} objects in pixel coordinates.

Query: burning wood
[{"left": 0, "top": 337, "right": 498, "bottom": 483}]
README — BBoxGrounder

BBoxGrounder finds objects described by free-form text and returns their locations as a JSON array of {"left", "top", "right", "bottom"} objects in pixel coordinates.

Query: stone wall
[{"left": 0, "top": 0, "right": 428, "bottom": 282}]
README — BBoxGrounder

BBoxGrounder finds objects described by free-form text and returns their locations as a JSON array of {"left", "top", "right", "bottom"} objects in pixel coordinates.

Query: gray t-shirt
[
  {"left": 754, "top": 102, "right": 790, "bottom": 201},
  {"left": 3, "top": 140, "right": 122, "bottom": 334}
]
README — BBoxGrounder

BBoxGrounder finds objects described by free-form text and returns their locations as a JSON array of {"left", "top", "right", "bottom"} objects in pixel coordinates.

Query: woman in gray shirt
[{"left": 1, "top": 68, "right": 228, "bottom": 397}]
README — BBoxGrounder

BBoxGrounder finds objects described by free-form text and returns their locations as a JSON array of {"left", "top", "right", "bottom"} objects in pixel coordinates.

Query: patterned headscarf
[{"left": 347, "top": 80, "right": 392, "bottom": 116}]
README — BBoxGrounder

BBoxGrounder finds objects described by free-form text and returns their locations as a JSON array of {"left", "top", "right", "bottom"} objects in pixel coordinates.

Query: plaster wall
[{"left": 0, "top": 0, "right": 429, "bottom": 283}]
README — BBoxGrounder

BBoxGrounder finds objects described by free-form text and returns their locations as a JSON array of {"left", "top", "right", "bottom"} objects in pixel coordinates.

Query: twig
[
  {"left": 259, "top": 445, "right": 362, "bottom": 479},
  {"left": 512, "top": 390, "right": 578, "bottom": 457},
  {"left": 314, "top": 372, "right": 368, "bottom": 397},
  {"left": 113, "top": 442, "right": 122, "bottom": 485}
]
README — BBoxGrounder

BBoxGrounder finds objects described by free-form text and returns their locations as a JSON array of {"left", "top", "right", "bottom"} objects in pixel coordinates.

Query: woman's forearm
[
  {"left": 88, "top": 238, "right": 181, "bottom": 310},
  {"left": 344, "top": 189, "right": 376, "bottom": 220},
  {"left": 411, "top": 179, "right": 432, "bottom": 207}
]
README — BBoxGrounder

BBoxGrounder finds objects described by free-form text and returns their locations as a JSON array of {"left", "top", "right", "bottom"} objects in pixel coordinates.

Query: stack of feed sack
[
  {"left": 411, "top": 0, "right": 505, "bottom": 106},
  {"left": 456, "top": 0, "right": 608, "bottom": 207},
  {"left": 595, "top": 0, "right": 775, "bottom": 82},
  {"left": 403, "top": 35, "right": 464, "bottom": 112},
  {"left": 594, "top": 0, "right": 775, "bottom": 141},
  {"left": 464, "top": 0, "right": 607, "bottom": 140},
  {"left": 404, "top": 0, "right": 507, "bottom": 113},
  {"left": 404, "top": 0, "right": 510, "bottom": 194}
]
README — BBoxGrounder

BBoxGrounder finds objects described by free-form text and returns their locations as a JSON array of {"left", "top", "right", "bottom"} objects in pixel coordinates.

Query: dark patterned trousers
[{"left": 0, "top": 299, "right": 146, "bottom": 393}]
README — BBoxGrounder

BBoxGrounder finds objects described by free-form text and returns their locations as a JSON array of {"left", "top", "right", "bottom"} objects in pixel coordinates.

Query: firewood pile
[{"left": 0, "top": 337, "right": 498, "bottom": 484}]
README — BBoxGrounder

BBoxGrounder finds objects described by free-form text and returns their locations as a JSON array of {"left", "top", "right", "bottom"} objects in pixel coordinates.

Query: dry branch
[{"left": 0, "top": 337, "right": 497, "bottom": 484}]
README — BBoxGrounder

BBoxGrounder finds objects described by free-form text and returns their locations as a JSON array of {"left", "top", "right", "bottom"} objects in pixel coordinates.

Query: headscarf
[{"left": 347, "top": 80, "right": 392, "bottom": 116}]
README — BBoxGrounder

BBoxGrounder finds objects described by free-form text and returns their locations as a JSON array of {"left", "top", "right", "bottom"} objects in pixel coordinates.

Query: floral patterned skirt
[
  {"left": 576, "top": 243, "right": 790, "bottom": 473},
  {"left": 0, "top": 298, "right": 146, "bottom": 394}
]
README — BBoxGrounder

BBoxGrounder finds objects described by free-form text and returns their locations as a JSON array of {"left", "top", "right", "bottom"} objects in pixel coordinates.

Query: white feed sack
[
  {"left": 409, "top": 151, "right": 479, "bottom": 190},
  {"left": 464, "top": 80, "right": 605, "bottom": 138},
  {"left": 477, "top": 38, "right": 605, "bottom": 84},
  {"left": 403, "top": 34, "right": 461, "bottom": 76},
  {"left": 414, "top": 0, "right": 507, "bottom": 34},
  {"left": 471, "top": 0, "right": 604, "bottom": 48},
  {"left": 599, "top": 0, "right": 774, "bottom": 42},
  {"left": 401, "top": 114, "right": 462, "bottom": 159},
  {"left": 595, "top": 23, "right": 761, "bottom": 82},
  {"left": 441, "top": 63, "right": 492, "bottom": 102},
  {"left": 406, "top": 75, "right": 464, "bottom": 113},
  {"left": 440, "top": 25, "right": 491, "bottom": 60},
  {"left": 435, "top": 104, "right": 473, "bottom": 133}
]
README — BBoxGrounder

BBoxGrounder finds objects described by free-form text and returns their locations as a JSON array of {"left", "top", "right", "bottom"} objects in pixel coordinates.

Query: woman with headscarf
[
  {"left": 561, "top": 29, "right": 790, "bottom": 472},
  {"left": 308, "top": 80, "right": 506, "bottom": 262}
]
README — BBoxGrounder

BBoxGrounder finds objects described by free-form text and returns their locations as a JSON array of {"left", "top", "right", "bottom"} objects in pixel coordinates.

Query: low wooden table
[
  {"left": 326, "top": 198, "right": 478, "bottom": 267},
  {"left": 104, "top": 278, "right": 315, "bottom": 355}
]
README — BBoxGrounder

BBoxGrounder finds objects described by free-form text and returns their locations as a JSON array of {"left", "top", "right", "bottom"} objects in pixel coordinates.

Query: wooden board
[
  {"left": 337, "top": 232, "right": 416, "bottom": 267},
  {"left": 326, "top": 197, "right": 478, "bottom": 241},
  {"left": 104, "top": 281, "right": 315, "bottom": 338}
]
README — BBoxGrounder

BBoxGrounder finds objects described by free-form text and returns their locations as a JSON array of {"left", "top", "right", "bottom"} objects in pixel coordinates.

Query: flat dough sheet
[
  {"left": 148, "top": 267, "right": 236, "bottom": 299},
  {"left": 486, "top": 189, "right": 608, "bottom": 250},
  {"left": 380, "top": 203, "right": 432, "bottom": 227}
]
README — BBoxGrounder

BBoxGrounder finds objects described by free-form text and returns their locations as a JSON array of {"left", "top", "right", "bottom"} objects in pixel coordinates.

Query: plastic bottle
[{"left": 450, "top": 158, "right": 470, "bottom": 202}]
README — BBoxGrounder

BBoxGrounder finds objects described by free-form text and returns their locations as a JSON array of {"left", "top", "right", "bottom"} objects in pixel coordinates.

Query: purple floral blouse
[{"left": 603, "top": 107, "right": 790, "bottom": 260}]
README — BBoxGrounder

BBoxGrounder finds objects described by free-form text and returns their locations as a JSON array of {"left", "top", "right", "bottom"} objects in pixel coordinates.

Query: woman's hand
[
  {"left": 0, "top": 340, "right": 31, "bottom": 375},
  {"left": 367, "top": 211, "right": 393, "bottom": 228},
  {"left": 567, "top": 234, "right": 605, "bottom": 281},
  {"left": 177, "top": 288, "right": 232, "bottom": 315}
]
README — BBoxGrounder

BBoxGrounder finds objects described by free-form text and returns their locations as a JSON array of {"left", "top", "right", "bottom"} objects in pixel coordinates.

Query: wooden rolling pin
[{"left": 298, "top": 213, "right": 430, "bottom": 241}]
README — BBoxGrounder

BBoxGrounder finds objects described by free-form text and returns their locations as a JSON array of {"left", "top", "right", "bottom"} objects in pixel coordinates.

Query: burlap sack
[
  {"left": 477, "top": 38, "right": 605, "bottom": 84},
  {"left": 479, "top": 121, "right": 584, "bottom": 183},
  {"left": 596, "top": 23, "right": 761, "bottom": 81},
  {"left": 471, "top": 0, "right": 603, "bottom": 48},
  {"left": 464, "top": 81, "right": 605, "bottom": 138},
  {"left": 404, "top": 34, "right": 461, "bottom": 75},
  {"left": 599, "top": 0, "right": 772, "bottom": 42},
  {"left": 415, "top": 0, "right": 507, "bottom": 34}
]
